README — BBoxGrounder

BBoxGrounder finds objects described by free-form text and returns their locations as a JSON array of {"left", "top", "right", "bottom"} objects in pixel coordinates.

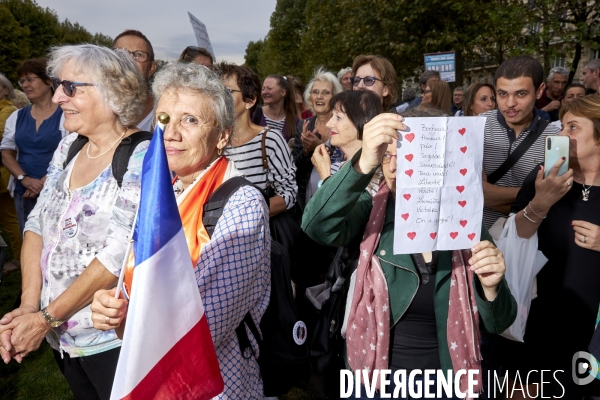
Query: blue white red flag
[{"left": 111, "top": 123, "right": 224, "bottom": 400}]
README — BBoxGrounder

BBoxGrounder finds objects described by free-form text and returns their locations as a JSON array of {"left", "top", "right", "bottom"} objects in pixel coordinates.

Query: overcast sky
[{"left": 39, "top": 0, "right": 276, "bottom": 64}]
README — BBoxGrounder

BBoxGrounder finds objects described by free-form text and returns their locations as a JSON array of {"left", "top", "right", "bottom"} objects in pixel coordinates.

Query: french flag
[{"left": 111, "top": 123, "right": 224, "bottom": 399}]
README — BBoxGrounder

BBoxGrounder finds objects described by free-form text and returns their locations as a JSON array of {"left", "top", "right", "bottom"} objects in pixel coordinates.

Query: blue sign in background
[{"left": 424, "top": 52, "right": 455, "bottom": 82}]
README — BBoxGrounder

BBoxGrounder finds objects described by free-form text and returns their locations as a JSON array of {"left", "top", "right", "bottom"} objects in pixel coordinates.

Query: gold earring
[{"left": 217, "top": 147, "right": 223, "bottom": 156}]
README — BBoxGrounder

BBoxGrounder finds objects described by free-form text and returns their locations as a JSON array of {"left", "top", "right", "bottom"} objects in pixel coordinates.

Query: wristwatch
[
  {"left": 40, "top": 307, "right": 64, "bottom": 328},
  {"left": 17, "top": 174, "right": 27, "bottom": 181}
]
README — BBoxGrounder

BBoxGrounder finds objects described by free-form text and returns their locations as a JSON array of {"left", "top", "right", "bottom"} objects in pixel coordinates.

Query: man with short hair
[
  {"left": 481, "top": 55, "right": 560, "bottom": 229},
  {"left": 112, "top": 30, "right": 157, "bottom": 131},
  {"left": 451, "top": 86, "right": 464, "bottom": 115},
  {"left": 581, "top": 59, "right": 600, "bottom": 95},
  {"left": 536, "top": 66, "right": 568, "bottom": 121},
  {"left": 407, "top": 70, "right": 440, "bottom": 109}
]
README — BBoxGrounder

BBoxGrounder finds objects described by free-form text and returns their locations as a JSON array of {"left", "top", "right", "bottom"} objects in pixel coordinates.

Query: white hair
[
  {"left": 337, "top": 67, "right": 352, "bottom": 80},
  {"left": 548, "top": 66, "right": 569, "bottom": 81},
  {"left": 47, "top": 44, "right": 146, "bottom": 127},
  {"left": 0, "top": 73, "right": 15, "bottom": 100},
  {"left": 304, "top": 67, "right": 345, "bottom": 109},
  {"left": 152, "top": 62, "right": 234, "bottom": 134}
]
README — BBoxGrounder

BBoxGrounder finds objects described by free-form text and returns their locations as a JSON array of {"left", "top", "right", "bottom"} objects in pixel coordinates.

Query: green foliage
[
  {"left": 0, "top": 0, "right": 112, "bottom": 84},
  {"left": 245, "top": 0, "right": 599, "bottom": 87},
  {"left": 244, "top": 39, "right": 265, "bottom": 77}
]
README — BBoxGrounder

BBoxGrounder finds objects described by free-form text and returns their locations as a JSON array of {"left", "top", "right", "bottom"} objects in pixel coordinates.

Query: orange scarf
[{"left": 123, "top": 157, "right": 229, "bottom": 297}]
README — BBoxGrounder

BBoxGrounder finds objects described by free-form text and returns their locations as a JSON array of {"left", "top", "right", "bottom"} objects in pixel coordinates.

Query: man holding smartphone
[{"left": 481, "top": 56, "right": 561, "bottom": 229}]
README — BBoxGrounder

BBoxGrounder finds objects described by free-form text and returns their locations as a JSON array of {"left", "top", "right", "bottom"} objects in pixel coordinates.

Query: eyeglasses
[
  {"left": 351, "top": 76, "right": 382, "bottom": 87},
  {"left": 112, "top": 48, "right": 151, "bottom": 63},
  {"left": 382, "top": 153, "right": 397, "bottom": 164},
  {"left": 226, "top": 88, "right": 242, "bottom": 94},
  {"left": 18, "top": 76, "right": 41, "bottom": 87},
  {"left": 51, "top": 78, "right": 95, "bottom": 97},
  {"left": 311, "top": 89, "right": 332, "bottom": 96}
]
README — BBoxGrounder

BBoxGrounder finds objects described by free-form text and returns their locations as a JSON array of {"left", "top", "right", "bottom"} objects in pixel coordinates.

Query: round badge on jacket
[{"left": 293, "top": 321, "right": 307, "bottom": 345}]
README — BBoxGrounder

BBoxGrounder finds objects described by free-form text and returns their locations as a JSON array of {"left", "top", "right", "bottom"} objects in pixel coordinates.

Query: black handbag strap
[
  {"left": 235, "top": 312, "right": 261, "bottom": 360},
  {"left": 487, "top": 119, "right": 549, "bottom": 185}
]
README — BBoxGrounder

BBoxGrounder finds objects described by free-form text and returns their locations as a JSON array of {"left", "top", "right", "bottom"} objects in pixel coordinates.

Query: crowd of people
[{"left": 0, "top": 27, "right": 599, "bottom": 400}]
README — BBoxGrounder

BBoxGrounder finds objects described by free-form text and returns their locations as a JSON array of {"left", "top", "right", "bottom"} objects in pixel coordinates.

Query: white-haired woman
[
  {"left": 0, "top": 74, "right": 21, "bottom": 264},
  {"left": 90, "top": 63, "right": 271, "bottom": 399},
  {"left": 292, "top": 67, "right": 344, "bottom": 212},
  {"left": 0, "top": 44, "right": 149, "bottom": 400},
  {"left": 338, "top": 67, "right": 352, "bottom": 91}
]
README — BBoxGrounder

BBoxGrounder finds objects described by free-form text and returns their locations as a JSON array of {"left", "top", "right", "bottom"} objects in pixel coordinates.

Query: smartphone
[{"left": 544, "top": 136, "right": 569, "bottom": 177}]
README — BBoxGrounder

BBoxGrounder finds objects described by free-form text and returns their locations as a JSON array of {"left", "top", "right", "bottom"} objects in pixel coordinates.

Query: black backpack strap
[
  {"left": 63, "top": 135, "right": 89, "bottom": 169},
  {"left": 202, "top": 176, "right": 269, "bottom": 238},
  {"left": 236, "top": 312, "right": 262, "bottom": 359},
  {"left": 487, "top": 119, "right": 549, "bottom": 185},
  {"left": 112, "top": 131, "right": 153, "bottom": 187}
]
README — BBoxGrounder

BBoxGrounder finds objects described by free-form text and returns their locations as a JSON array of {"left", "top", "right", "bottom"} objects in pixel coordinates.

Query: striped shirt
[
  {"left": 264, "top": 115, "right": 286, "bottom": 134},
  {"left": 224, "top": 129, "right": 298, "bottom": 209},
  {"left": 482, "top": 109, "right": 559, "bottom": 228}
]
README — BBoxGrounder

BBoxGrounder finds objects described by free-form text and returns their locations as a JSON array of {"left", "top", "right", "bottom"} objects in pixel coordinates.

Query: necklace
[
  {"left": 86, "top": 130, "right": 127, "bottom": 159},
  {"left": 575, "top": 173, "right": 600, "bottom": 201}
]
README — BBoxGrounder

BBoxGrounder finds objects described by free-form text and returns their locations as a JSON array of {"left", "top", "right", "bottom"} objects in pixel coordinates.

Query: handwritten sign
[
  {"left": 188, "top": 12, "right": 216, "bottom": 62},
  {"left": 393, "top": 117, "right": 486, "bottom": 254}
]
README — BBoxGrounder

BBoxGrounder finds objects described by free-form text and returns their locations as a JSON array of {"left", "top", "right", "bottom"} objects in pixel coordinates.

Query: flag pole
[{"left": 114, "top": 120, "right": 167, "bottom": 299}]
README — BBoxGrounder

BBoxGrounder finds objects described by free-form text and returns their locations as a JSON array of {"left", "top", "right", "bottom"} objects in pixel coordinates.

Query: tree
[
  {"left": 0, "top": 4, "right": 29, "bottom": 82},
  {"left": 244, "top": 39, "right": 265, "bottom": 76}
]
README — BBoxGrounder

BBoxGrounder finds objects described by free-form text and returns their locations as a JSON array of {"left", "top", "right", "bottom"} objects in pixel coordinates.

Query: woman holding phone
[{"left": 495, "top": 95, "right": 600, "bottom": 399}]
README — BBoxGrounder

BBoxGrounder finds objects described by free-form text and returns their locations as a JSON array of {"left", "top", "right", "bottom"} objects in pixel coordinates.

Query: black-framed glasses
[
  {"left": 18, "top": 76, "right": 41, "bottom": 87},
  {"left": 226, "top": 88, "right": 242, "bottom": 94},
  {"left": 351, "top": 76, "right": 382, "bottom": 87},
  {"left": 112, "top": 48, "right": 151, "bottom": 63},
  {"left": 51, "top": 78, "right": 94, "bottom": 97}
]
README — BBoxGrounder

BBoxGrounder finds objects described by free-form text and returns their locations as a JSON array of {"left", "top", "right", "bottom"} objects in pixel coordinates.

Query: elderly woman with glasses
[
  {"left": 0, "top": 44, "right": 149, "bottom": 400},
  {"left": 90, "top": 62, "right": 271, "bottom": 398},
  {"left": 351, "top": 54, "right": 398, "bottom": 112},
  {"left": 1, "top": 59, "right": 68, "bottom": 233}
]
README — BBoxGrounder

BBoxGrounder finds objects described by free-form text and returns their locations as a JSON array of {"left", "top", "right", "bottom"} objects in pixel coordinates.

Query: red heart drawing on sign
[
  {"left": 460, "top": 220, "right": 467, "bottom": 227},
  {"left": 456, "top": 186, "right": 465, "bottom": 193},
  {"left": 460, "top": 168, "right": 468, "bottom": 176},
  {"left": 401, "top": 213, "right": 409, "bottom": 221},
  {"left": 407, "top": 232, "right": 416, "bottom": 240},
  {"left": 458, "top": 200, "right": 467, "bottom": 207},
  {"left": 405, "top": 154, "right": 414, "bottom": 162},
  {"left": 405, "top": 133, "right": 415, "bottom": 143},
  {"left": 403, "top": 194, "right": 411, "bottom": 201},
  {"left": 430, "top": 233, "right": 437, "bottom": 239},
  {"left": 450, "top": 232, "right": 459, "bottom": 239},
  {"left": 458, "top": 128, "right": 466, "bottom": 135},
  {"left": 405, "top": 169, "right": 413, "bottom": 177},
  {"left": 468, "top": 233, "right": 476, "bottom": 240},
  {"left": 460, "top": 146, "right": 467, "bottom": 153}
]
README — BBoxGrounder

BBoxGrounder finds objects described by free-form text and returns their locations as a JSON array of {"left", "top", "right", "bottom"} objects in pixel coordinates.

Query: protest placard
[
  {"left": 188, "top": 12, "right": 216, "bottom": 62},
  {"left": 393, "top": 117, "right": 486, "bottom": 253}
]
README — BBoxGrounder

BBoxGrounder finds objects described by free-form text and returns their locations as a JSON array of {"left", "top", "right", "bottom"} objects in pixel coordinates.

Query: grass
[{"left": 0, "top": 270, "right": 75, "bottom": 400}]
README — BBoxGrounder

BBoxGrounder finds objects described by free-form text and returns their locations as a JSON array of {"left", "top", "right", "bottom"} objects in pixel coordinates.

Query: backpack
[
  {"left": 203, "top": 176, "right": 309, "bottom": 397},
  {"left": 63, "top": 131, "right": 153, "bottom": 187}
]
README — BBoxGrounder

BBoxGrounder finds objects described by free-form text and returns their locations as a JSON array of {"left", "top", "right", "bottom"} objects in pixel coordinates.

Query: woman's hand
[
  {"left": 531, "top": 158, "right": 573, "bottom": 214},
  {"left": 301, "top": 120, "right": 322, "bottom": 155},
  {"left": 21, "top": 176, "right": 44, "bottom": 194},
  {"left": 311, "top": 144, "right": 332, "bottom": 180},
  {"left": 356, "top": 113, "right": 405, "bottom": 174},
  {"left": 469, "top": 240, "right": 506, "bottom": 301},
  {"left": 0, "top": 305, "right": 39, "bottom": 363},
  {"left": 1, "top": 312, "right": 50, "bottom": 361},
  {"left": 91, "top": 288, "right": 128, "bottom": 332},
  {"left": 572, "top": 220, "right": 600, "bottom": 252}
]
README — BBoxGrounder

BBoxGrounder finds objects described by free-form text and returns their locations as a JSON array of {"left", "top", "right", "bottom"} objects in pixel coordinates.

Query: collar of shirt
[{"left": 496, "top": 108, "right": 542, "bottom": 146}]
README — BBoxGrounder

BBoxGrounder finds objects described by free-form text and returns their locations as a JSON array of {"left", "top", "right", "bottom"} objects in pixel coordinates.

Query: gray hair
[
  {"left": 0, "top": 73, "right": 15, "bottom": 100},
  {"left": 337, "top": 67, "right": 352, "bottom": 80},
  {"left": 304, "top": 67, "right": 344, "bottom": 109},
  {"left": 453, "top": 86, "right": 464, "bottom": 93},
  {"left": 152, "top": 62, "right": 234, "bottom": 135},
  {"left": 401, "top": 88, "right": 416, "bottom": 103},
  {"left": 47, "top": 44, "right": 146, "bottom": 127},
  {"left": 12, "top": 90, "right": 30, "bottom": 108},
  {"left": 548, "top": 66, "right": 569, "bottom": 81},
  {"left": 585, "top": 59, "right": 600, "bottom": 72}
]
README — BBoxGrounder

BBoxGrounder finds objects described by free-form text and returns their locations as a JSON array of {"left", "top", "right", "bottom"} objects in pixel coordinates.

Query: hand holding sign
[{"left": 356, "top": 113, "right": 405, "bottom": 174}]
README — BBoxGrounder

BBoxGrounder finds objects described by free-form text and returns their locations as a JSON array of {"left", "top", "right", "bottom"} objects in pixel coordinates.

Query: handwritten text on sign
[{"left": 394, "top": 117, "right": 486, "bottom": 253}]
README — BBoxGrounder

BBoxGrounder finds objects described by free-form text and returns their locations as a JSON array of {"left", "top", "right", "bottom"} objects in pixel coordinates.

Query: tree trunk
[{"left": 570, "top": 42, "right": 582, "bottom": 85}]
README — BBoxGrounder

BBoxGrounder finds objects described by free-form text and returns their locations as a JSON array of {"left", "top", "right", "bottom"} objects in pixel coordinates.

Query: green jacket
[{"left": 301, "top": 156, "right": 517, "bottom": 373}]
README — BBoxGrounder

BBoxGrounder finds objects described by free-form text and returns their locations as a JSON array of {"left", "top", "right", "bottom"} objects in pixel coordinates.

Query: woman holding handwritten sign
[{"left": 302, "top": 110, "right": 517, "bottom": 398}]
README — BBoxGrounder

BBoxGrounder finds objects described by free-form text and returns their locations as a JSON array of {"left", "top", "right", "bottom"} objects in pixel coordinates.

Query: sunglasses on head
[
  {"left": 51, "top": 78, "right": 95, "bottom": 97},
  {"left": 351, "top": 76, "right": 382, "bottom": 87}
]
